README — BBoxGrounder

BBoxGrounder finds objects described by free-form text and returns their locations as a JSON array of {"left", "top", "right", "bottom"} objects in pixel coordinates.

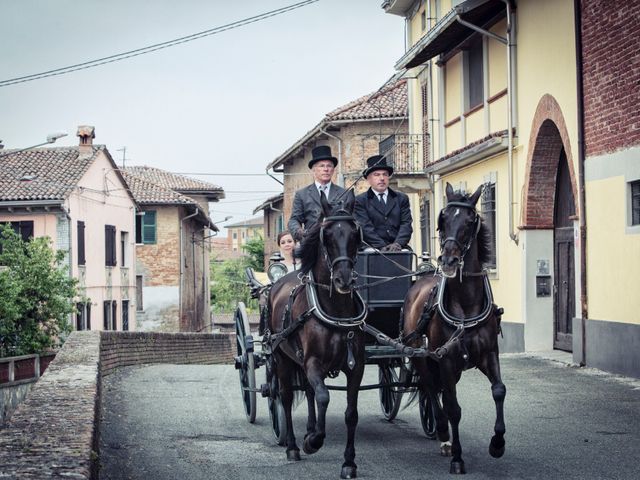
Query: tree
[
  {"left": 0, "top": 225, "right": 78, "bottom": 357},
  {"left": 242, "top": 236, "right": 264, "bottom": 272},
  {"left": 210, "top": 258, "right": 258, "bottom": 314}
]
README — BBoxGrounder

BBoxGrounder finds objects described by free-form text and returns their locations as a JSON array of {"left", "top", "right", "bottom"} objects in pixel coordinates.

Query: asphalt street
[{"left": 99, "top": 354, "right": 640, "bottom": 480}]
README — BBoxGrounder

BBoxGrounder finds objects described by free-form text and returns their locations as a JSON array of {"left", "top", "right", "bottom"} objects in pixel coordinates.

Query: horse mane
[
  {"left": 444, "top": 190, "right": 493, "bottom": 267},
  {"left": 297, "top": 220, "right": 323, "bottom": 274}
]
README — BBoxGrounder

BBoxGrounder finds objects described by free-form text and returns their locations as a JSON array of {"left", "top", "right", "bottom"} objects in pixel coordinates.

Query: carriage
[{"left": 233, "top": 250, "right": 438, "bottom": 444}]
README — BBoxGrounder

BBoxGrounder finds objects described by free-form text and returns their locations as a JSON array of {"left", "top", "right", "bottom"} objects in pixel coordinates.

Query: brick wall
[
  {"left": 0, "top": 330, "right": 234, "bottom": 479},
  {"left": 136, "top": 206, "right": 180, "bottom": 287},
  {"left": 581, "top": 0, "right": 640, "bottom": 157}
]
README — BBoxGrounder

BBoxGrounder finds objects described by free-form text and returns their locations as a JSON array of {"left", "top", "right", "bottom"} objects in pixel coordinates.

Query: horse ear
[
  {"left": 445, "top": 182, "right": 454, "bottom": 201},
  {"left": 469, "top": 184, "right": 484, "bottom": 207}
]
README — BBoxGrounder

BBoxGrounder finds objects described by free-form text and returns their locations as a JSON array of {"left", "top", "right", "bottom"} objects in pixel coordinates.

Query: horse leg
[
  {"left": 305, "top": 383, "right": 317, "bottom": 439},
  {"left": 341, "top": 362, "right": 365, "bottom": 479},
  {"left": 303, "top": 360, "right": 330, "bottom": 455},
  {"left": 478, "top": 350, "right": 506, "bottom": 458},
  {"left": 277, "top": 355, "right": 301, "bottom": 461},
  {"left": 415, "top": 358, "right": 451, "bottom": 455},
  {"left": 440, "top": 366, "right": 465, "bottom": 474}
]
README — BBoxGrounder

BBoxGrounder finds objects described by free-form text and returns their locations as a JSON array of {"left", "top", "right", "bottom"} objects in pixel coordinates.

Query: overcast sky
[{"left": 0, "top": 0, "right": 405, "bottom": 234}]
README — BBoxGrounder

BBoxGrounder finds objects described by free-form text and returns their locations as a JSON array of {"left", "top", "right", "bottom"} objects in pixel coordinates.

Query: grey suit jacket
[
  {"left": 288, "top": 182, "right": 353, "bottom": 240},
  {"left": 354, "top": 187, "right": 413, "bottom": 248}
]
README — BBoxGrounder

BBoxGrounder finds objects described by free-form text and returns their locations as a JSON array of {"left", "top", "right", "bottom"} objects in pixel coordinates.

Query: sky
[{"left": 0, "top": 0, "right": 406, "bottom": 235}]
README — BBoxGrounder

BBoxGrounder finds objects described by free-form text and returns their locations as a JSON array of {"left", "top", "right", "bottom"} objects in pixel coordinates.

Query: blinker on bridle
[
  {"left": 438, "top": 201, "right": 481, "bottom": 276},
  {"left": 319, "top": 214, "right": 361, "bottom": 291}
]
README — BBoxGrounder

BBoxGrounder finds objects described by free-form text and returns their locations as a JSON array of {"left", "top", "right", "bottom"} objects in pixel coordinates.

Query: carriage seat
[{"left": 355, "top": 251, "right": 414, "bottom": 307}]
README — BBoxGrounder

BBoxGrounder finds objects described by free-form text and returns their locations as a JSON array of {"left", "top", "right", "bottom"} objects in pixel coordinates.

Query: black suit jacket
[
  {"left": 288, "top": 183, "right": 353, "bottom": 239},
  {"left": 354, "top": 187, "right": 412, "bottom": 248}
]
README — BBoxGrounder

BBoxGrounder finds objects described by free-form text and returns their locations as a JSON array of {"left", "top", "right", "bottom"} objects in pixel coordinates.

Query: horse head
[
  {"left": 318, "top": 192, "right": 361, "bottom": 294},
  {"left": 437, "top": 182, "right": 483, "bottom": 278}
]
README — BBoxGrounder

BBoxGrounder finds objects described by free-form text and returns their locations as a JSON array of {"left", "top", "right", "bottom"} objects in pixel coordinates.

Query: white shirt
[
  {"left": 374, "top": 189, "right": 388, "bottom": 204},
  {"left": 315, "top": 182, "right": 330, "bottom": 197}
]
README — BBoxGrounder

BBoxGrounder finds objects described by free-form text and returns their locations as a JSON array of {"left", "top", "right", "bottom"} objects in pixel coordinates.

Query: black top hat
[
  {"left": 308, "top": 145, "right": 338, "bottom": 169},
  {"left": 362, "top": 155, "right": 393, "bottom": 177}
]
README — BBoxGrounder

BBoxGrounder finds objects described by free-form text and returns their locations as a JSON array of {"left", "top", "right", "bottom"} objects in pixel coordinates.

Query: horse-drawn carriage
[{"left": 233, "top": 184, "right": 506, "bottom": 477}]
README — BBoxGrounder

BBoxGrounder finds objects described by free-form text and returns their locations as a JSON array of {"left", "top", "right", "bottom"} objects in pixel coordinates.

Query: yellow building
[
  {"left": 384, "top": 0, "right": 640, "bottom": 378},
  {"left": 225, "top": 217, "right": 264, "bottom": 253}
]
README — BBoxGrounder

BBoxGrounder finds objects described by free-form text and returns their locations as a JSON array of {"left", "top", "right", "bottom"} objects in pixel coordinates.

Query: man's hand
[
  {"left": 293, "top": 228, "right": 305, "bottom": 242},
  {"left": 381, "top": 242, "right": 402, "bottom": 252}
]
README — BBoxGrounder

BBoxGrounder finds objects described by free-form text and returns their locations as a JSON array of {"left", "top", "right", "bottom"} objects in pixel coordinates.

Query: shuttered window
[
  {"left": 481, "top": 180, "right": 497, "bottom": 269},
  {"left": 105, "top": 225, "right": 116, "bottom": 266},
  {"left": 77, "top": 221, "right": 86, "bottom": 265},
  {"left": 135, "top": 211, "right": 157, "bottom": 244},
  {"left": 632, "top": 180, "right": 640, "bottom": 226}
]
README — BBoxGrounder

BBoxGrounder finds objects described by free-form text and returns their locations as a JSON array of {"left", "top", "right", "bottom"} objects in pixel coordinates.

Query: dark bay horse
[
  {"left": 266, "top": 193, "right": 366, "bottom": 479},
  {"left": 402, "top": 182, "right": 506, "bottom": 474}
]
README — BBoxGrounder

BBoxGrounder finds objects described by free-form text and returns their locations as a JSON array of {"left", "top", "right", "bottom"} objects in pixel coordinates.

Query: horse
[
  {"left": 401, "top": 182, "right": 506, "bottom": 474},
  {"left": 265, "top": 193, "right": 367, "bottom": 479}
]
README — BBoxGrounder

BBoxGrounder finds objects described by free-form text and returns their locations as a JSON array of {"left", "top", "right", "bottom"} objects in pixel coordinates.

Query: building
[
  {"left": 383, "top": 0, "right": 640, "bottom": 377},
  {"left": 0, "top": 126, "right": 137, "bottom": 331},
  {"left": 253, "top": 193, "right": 284, "bottom": 268},
  {"left": 121, "top": 166, "right": 224, "bottom": 332},
  {"left": 225, "top": 217, "right": 264, "bottom": 254}
]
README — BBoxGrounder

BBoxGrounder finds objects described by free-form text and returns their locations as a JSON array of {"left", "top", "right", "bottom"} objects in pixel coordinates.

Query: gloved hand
[
  {"left": 293, "top": 228, "right": 305, "bottom": 242},
  {"left": 381, "top": 242, "right": 402, "bottom": 252}
]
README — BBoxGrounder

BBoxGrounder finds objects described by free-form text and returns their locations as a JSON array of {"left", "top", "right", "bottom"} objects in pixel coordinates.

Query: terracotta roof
[
  {"left": 120, "top": 170, "right": 197, "bottom": 206},
  {"left": 123, "top": 166, "right": 224, "bottom": 200},
  {"left": 0, "top": 146, "right": 101, "bottom": 202},
  {"left": 326, "top": 78, "right": 408, "bottom": 121}
]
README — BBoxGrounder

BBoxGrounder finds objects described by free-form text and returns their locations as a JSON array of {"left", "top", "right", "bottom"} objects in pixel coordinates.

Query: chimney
[{"left": 77, "top": 125, "right": 95, "bottom": 157}]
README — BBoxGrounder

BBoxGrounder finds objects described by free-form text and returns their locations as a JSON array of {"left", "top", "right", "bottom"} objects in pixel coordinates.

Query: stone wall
[{"left": 0, "top": 330, "right": 234, "bottom": 479}]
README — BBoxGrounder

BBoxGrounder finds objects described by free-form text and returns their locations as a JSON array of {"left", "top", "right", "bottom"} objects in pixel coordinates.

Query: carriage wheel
[
  {"left": 235, "top": 302, "right": 256, "bottom": 423},
  {"left": 419, "top": 391, "right": 440, "bottom": 439},
  {"left": 378, "top": 361, "right": 403, "bottom": 421},
  {"left": 266, "top": 362, "right": 287, "bottom": 446}
]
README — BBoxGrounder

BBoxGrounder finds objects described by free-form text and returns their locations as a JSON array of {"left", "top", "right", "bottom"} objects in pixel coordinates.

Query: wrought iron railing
[{"left": 379, "top": 134, "right": 429, "bottom": 174}]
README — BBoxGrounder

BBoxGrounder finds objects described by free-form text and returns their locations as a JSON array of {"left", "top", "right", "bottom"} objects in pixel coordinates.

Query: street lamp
[{"left": 0, "top": 132, "right": 68, "bottom": 158}]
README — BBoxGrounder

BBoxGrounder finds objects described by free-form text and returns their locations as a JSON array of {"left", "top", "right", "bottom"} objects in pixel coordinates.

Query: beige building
[
  {"left": 0, "top": 126, "right": 137, "bottom": 331},
  {"left": 121, "top": 166, "right": 224, "bottom": 332},
  {"left": 383, "top": 0, "right": 640, "bottom": 377},
  {"left": 225, "top": 217, "right": 264, "bottom": 254}
]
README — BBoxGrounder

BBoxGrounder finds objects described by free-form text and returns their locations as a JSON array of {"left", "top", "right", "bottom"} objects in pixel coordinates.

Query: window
[
  {"left": 420, "top": 197, "right": 432, "bottom": 255},
  {"left": 77, "top": 221, "right": 86, "bottom": 265},
  {"left": 120, "top": 231, "right": 129, "bottom": 266},
  {"left": 232, "top": 232, "right": 237, "bottom": 240},
  {"left": 464, "top": 37, "right": 484, "bottom": 110},
  {"left": 277, "top": 214, "right": 284, "bottom": 234},
  {"left": 122, "top": 300, "right": 129, "bottom": 331},
  {"left": 8, "top": 221, "right": 33, "bottom": 241},
  {"left": 421, "top": 10, "right": 426, "bottom": 31},
  {"left": 75, "top": 302, "right": 91, "bottom": 330},
  {"left": 105, "top": 225, "right": 116, "bottom": 266},
  {"left": 135, "top": 211, "right": 156, "bottom": 244},
  {"left": 136, "top": 275, "right": 143, "bottom": 311},
  {"left": 481, "top": 180, "right": 497, "bottom": 269},
  {"left": 103, "top": 300, "right": 117, "bottom": 330},
  {"left": 632, "top": 180, "right": 640, "bottom": 226}
]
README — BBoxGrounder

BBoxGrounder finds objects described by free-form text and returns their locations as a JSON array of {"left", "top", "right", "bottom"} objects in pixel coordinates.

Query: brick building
[{"left": 121, "top": 166, "right": 224, "bottom": 332}]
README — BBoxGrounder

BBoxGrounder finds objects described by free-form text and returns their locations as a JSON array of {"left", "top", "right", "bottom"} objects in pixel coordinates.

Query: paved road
[{"left": 99, "top": 354, "right": 640, "bottom": 480}]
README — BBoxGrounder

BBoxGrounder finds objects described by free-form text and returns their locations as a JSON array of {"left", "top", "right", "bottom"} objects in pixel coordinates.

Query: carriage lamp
[{"left": 267, "top": 262, "right": 288, "bottom": 283}]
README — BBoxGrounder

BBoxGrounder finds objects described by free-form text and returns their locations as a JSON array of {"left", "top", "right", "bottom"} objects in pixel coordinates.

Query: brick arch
[{"left": 521, "top": 94, "right": 579, "bottom": 229}]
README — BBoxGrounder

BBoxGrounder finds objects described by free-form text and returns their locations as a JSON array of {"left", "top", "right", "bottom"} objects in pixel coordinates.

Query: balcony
[{"left": 380, "top": 134, "right": 430, "bottom": 175}]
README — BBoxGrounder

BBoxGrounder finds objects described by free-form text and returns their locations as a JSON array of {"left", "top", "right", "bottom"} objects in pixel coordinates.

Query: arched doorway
[{"left": 553, "top": 149, "right": 576, "bottom": 351}]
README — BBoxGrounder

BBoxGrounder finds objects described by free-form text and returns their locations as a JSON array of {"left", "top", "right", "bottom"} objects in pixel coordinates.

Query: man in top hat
[
  {"left": 288, "top": 145, "right": 354, "bottom": 241},
  {"left": 354, "top": 154, "right": 412, "bottom": 251}
]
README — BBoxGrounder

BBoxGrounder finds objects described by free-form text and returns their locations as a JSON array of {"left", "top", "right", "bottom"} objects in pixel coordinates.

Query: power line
[{"left": 0, "top": 0, "right": 320, "bottom": 87}]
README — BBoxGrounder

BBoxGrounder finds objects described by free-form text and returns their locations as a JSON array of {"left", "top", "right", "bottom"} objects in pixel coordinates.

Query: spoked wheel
[
  {"left": 419, "top": 391, "right": 440, "bottom": 439},
  {"left": 378, "top": 361, "right": 403, "bottom": 421},
  {"left": 234, "top": 302, "right": 256, "bottom": 423},
  {"left": 266, "top": 361, "right": 286, "bottom": 446}
]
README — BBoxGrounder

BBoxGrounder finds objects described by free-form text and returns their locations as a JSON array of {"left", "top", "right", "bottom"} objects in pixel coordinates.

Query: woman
[{"left": 277, "top": 230, "right": 297, "bottom": 272}]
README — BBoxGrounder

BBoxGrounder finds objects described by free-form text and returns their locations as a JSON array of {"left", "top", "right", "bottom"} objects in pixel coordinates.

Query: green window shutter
[{"left": 143, "top": 211, "right": 157, "bottom": 244}]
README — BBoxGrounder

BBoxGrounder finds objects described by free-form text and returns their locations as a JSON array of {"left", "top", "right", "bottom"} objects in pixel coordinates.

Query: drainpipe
[
  {"left": 62, "top": 204, "right": 74, "bottom": 329},
  {"left": 266, "top": 169, "right": 284, "bottom": 186},
  {"left": 179, "top": 207, "right": 199, "bottom": 330},
  {"left": 574, "top": 0, "right": 587, "bottom": 366},
  {"left": 319, "top": 125, "right": 344, "bottom": 187},
  {"left": 455, "top": 1, "right": 517, "bottom": 244}
]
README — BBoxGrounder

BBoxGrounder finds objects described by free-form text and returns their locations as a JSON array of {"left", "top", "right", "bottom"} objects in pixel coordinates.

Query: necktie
[
  {"left": 319, "top": 185, "right": 328, "bottom": 199},
  {"left": 378, "top": 193, "right": 385, "bottom": 204}
]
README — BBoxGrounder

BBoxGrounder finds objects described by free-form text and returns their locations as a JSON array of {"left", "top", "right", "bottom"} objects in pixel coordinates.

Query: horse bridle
[
  {"left": 318, "top": 214, "right": 361, "bottom": 286},
  {"left": 438, "top": 201, "right": 481, "bottom": 274}
]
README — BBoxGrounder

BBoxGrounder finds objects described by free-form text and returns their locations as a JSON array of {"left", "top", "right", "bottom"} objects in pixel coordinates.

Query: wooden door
[{"left": 553, "top": 149, "right": 575, "bottom": 351}]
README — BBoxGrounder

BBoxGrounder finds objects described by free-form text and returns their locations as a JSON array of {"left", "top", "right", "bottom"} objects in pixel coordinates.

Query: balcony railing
[{"left": 380, "top": 134, "right": 429, "bottom": 174}]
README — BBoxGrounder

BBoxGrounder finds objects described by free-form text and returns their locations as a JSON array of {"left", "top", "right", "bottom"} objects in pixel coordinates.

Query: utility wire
[{"left": 0, "top": 0, "right": 319, "bottom": 87}]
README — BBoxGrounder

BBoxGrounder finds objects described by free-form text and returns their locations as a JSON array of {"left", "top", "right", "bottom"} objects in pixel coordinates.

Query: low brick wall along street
[{"left": 0, "top": 330, "right": 234, "bottom": 479}]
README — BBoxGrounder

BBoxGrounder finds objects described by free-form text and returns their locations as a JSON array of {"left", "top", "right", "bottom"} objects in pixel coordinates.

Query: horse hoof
[
  {"left": 340, "top": 465, "right": 357, "bottom": 479},
  {"left": 489, "top": 442, "right": 505, "bottom": 458},
  {"left": 450, "top": 460, "right": 466, "bottom": 474},
  {"left": 303, "top": 435, "right": 319, "bottom": 455},
  {"left": 440, "top": 441, "right": 452, "bottom": 457},
  {"left": 286, "top": 449, "right": 301, "bottom": 461}
]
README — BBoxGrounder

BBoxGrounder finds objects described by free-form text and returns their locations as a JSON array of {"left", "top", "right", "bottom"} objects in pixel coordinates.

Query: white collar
[{"left": 315, "top": 182, "right": 330, "bottom": 192}]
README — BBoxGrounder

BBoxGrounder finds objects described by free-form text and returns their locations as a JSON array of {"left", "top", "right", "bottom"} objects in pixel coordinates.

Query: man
[
  {"left": 288, "top": 145, "right": 353, "bottom": 241},
  {"left": 354, "top": 155, "right": 412, "bottom": 251}
]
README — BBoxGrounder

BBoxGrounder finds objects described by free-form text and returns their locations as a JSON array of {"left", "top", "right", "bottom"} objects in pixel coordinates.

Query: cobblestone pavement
[{"left": 99, "top": 354, "right": 640, "bottom": 480}]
